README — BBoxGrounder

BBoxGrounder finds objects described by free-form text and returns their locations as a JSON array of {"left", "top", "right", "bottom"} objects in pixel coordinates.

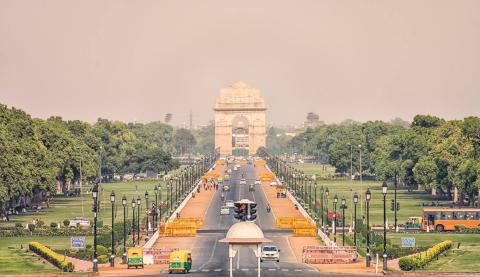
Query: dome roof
[{"left": 219, "top": 221, "right": 272, "bottom": 244}]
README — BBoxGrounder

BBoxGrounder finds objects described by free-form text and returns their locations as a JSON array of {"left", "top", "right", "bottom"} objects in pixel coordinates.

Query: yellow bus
[{"left": 422, "top": 208, "right": 480, "bottom": 231}]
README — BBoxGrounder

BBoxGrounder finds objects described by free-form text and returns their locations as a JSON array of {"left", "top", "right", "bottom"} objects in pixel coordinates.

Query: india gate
[{"left": 214, "top": 81, "right": 266, "bottom": 156}]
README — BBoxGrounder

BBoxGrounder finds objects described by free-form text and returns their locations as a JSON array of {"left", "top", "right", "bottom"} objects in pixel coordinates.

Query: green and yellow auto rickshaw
[
  {"left": 405, "top": 216, "right": 423, "bottom": 230},
  {"left": 168, "top": 250, "right": 192, "bottom": 274},
  {"left": 127, "top": 247, "right": 144, "bottom": 269}
]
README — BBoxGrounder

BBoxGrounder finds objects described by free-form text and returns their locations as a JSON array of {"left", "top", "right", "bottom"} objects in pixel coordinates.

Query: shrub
[
  {"left": 97, "top": 254, "right": 109, "bottom": 264},
  {"left": 96, "top": 245, "right": 108, "bottom": 256},
  {"left": 27, "top": 224, "right": 35, "bottom": 233},
  {"left": 63, "top": 219, "right": 70, "bottom": 227},
  {"left": 15, "top": 223, "right": 23, "bottom": 228},
  {"left": 399, "top": 240, "right": 453, "bottom": 271},
  {"left": 50, "top": 222, "right": 58, "bottom": 228},
  {"left": 29, "top": 242, "right": 75, "bottom": 272},
  {"left": 36, "top": 220, "right": 45, "bottom": 227}
]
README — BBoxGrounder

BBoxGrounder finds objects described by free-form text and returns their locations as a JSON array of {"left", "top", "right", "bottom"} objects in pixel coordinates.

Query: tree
[
  {"left": 453, "top": 159, "right": 480, "bottom": 206},
  {"left": 413, "top": 156, "right": 438, "bottom": 191},
  {"left": 411, "top": 115, "right": 445, "bottom": 129},
  {"left": 174, "top": 128, "right": 196, "bottom": 155}
]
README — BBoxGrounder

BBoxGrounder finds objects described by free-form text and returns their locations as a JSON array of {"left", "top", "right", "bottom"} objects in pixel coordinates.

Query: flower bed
[
  {"left": 28, "top": 241, "right": 75, "bottom": 272},
  {"left": 399, "top": 240, "right": 453, "bottom": 271}
]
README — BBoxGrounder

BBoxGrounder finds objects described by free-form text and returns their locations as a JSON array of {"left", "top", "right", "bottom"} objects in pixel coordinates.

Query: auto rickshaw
[
  {"left": 168, "top": 250, "right": 192, "bottom": 274},
  {"left": 405, "top": 216, "right": 423, "bottom": 229},
  {"left": 127, "top": 247, "right": 144, "bottom": 269},
  {"left": 276, "top": 185, "right": 287, "bottom": 198}
]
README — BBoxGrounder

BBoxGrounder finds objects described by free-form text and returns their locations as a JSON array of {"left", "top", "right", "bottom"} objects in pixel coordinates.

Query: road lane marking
[
  {"left": 214, "top": 269, "right": 222, "bottom": 272},
  {"left": 241, "top": 268, "right": 249, "bottom": 271},
  {"left": 197, "top": 239, "right": 218, "bottom": 270},
  {"left": 282, "top": 269, "right": 289, "bottom": 271},
  {"left": 268, "top": 268, "right": 276, "bottom": 271},
  {"left": 295, "top": 269, "right": 302, "bottom": 272}
]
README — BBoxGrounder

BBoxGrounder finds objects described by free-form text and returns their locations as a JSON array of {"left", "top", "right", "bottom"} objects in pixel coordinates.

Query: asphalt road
[
  {"left": 117, "top": 162, "right": 474, "bottom": 277},
  {"left": 183, "top": 162, "right": 319, "bottom": 276}
]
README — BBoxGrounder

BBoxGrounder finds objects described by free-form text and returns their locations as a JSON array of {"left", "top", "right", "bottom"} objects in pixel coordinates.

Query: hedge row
[
  {"left": 398, "top": 240, "right": 453, "bottom": 271},
  {"left": 28, "top": 241, "right": 75, "bottom": 272},
  {"left": 0, "top": 226, "right": 110, "bottom": 237}
]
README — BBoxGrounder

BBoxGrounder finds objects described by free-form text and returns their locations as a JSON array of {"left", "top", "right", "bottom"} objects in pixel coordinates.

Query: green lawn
[
  {"left": 287, "top": 163, "right": 444, "bottom": 225},
  {"left": 0, "top": 180, "right": 173, "bottom": 228},
  {"left": 290, "top": 163, "right": 336, "bottom": 179},
  {"left": 388, "top": 233, "right": 480, "bottom": 272},
  {"left": 0, "top": 236, "right": 93, "bottom": 275}
]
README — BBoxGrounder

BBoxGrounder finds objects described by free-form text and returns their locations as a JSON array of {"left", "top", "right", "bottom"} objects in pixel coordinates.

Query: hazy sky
[{"left": 1, "top": 1, "right": 479, "bottom": 126}]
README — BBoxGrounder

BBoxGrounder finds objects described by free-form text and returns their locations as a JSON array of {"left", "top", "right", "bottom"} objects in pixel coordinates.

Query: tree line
[
  {"left": 265, "top": 115, "right": 480, "bottom": 205},
  {"left": 0, "top": 104, "right": 187, "bottom": 220}
]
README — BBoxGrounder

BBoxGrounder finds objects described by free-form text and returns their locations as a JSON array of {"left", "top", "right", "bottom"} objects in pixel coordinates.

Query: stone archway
[{"left": 214, "top": 82, "right": 266, "bottom": 156}]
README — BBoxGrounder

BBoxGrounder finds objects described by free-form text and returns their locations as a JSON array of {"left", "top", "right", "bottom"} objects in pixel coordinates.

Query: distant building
[{"left": 303, "top": 112, "right": 323, "bottom": 128}]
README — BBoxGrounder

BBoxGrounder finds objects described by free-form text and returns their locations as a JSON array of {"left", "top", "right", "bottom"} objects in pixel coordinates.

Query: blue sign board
[
  {"left": 71, "top": 236, "right": 86, "bottom": 249},
  {"left": 401, "top": 237, "right": 416, "bottom": 248}
]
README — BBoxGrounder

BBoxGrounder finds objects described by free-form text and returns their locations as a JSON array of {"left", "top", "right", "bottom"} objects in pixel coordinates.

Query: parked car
[
  {"left": 270, "top": 181, "right": 277, "bottom": 186},
  {"left": 220, "top": 206, "right": 230, "bottom": 215},
  {"left": 260, "top": 245, "right": 280, "bottom": 262},
  {"left": 223, "top": 185, "right": 230, "bottom": 191},
  {"left": 254, "top": 179, "right": 261, "bottom": 185},
  {"left": 225, "top": 200, "right": 234, "bottom": 208}
]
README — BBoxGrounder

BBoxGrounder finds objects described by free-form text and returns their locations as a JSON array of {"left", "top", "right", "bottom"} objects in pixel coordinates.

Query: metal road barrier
[
  {"left": 302, "top": 246, "right": 356, "bottom": 264},
  {"left": 144, "top": 248, "right": 178, "bottom": 264}
]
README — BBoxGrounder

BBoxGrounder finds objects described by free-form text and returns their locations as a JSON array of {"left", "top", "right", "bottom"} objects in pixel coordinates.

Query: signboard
[
  {"left": 401, "top": 237, "right": 416, "bottom": 248},
  {"left": 71, "top": 236, "right": 86, "bottom": 249}
]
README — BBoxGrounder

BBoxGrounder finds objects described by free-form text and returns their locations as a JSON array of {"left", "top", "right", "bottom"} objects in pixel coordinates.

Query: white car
[
  {"left": 270, "top": 181, "right": 277, "bottom": 186},
  {"left": 233, "top": 166, "right": 238, "bottom": 171},
  {"left": 227, "top": 169, "right": 232, "bottom": 174},
  {"left": 239, "top": 178, "right": 247, "bottom": 185},
  {"left": 254, "top": 180, "right": 261, "bottom": 185},
  {"left": 260, "top": 245, "right": 280, "bottom": 262},
  {"left": 225, "top": 200, "right": 234, "bottom": 208},
  {"left": 220, "top": 206, "right": 230, "bottom": 215}
]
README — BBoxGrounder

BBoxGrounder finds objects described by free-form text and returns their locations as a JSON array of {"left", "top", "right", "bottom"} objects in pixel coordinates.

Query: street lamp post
[
  {"left": 333, "top": 194, "right": 338, "bottom": 244},
  {"left": 359, "top": 144, "right": 363, "bottom": 220},
  {"left": 382, "top": 182, "right": 388, "bottom": 272},
  {"left": 325, "top": 187, "right": 329, "bottom": 229},
  {"left": 145, "top": 191, "right": 149, "bottom": 239},
  {"left": 314, "top": 182, "right": 318, "bottom": 218},
  {"left": 92, "top": 183, "right": 99, "bottom": 273},
  {"left": 136, "top": 196, "right": 141, "bottom": 246},
  {"left": 154, "top": 185, "right": 158, "bottom": 230},
  {"left": 366, "top": 188, "right": 371, "bottom": 267},
  {"left": 110, "top": 191, "right": 115, "bottom": 267},
  {"left": 121, "top": 195, "right": 127, "bottom": 264},
  {"left": 131, "top": 199, "right": 136, "bottom": 246},
  {"left": 320, "top": 186, "right": 324, "bottom": 228},
  {"left": 341, "top": 196, "right": 347, "bottom": 246},
  {"left": 353, "top": 193, "right": 358, "bottom": 247},
  {"left": 158, "top": 185, "right": 162, "bottom": 224}
]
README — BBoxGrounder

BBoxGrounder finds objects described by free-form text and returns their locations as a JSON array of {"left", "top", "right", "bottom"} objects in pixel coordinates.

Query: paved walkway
[{"left": 67, "top": 256, "right": 92, "bottom": 272}]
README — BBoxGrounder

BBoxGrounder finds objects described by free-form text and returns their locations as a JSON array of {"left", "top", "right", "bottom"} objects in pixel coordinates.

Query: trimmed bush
[
  {"left": 97, "top": 254, "right": 109, "bottom": 264},
  {"left": 63, "top": 219, "right": 70, "bottom": 227},
  {"left": 399, "top": 240, "right": 453, "bottom": 271},
  {"left": 50, "top": 222, "right": 58, "bottom": 228},
  {"left": 29, "top": 241, "right": 75, "bottom": 272},
  {"left": 96, "top": 245, "right": 108, "bottom": 256}
]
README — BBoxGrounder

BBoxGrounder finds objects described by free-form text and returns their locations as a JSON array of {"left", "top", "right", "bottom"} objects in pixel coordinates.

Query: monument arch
[{"left": 214, "top": 82, "right": 266, "bottom": 156}]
